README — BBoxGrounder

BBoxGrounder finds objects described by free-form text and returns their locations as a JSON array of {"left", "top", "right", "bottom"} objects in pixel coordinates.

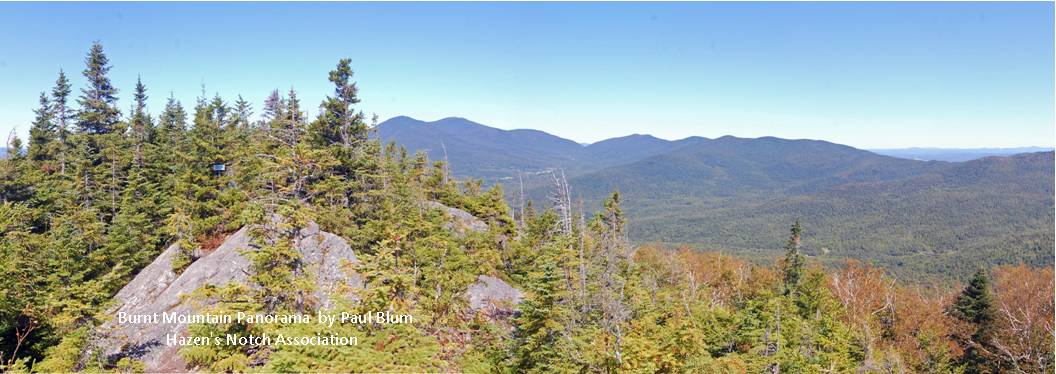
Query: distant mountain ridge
[
  {"left": 373, "top": 116, "right": 703, "bottom": 181},
  {"left": 374, "top": 116, "right": 1054, "bottom": 279},
  {"left": 871, "top": 147, "right": 1054, "bottom": 162}
]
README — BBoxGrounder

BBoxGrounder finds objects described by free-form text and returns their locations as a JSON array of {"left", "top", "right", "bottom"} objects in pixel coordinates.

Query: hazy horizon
[{"left": 1, "top": 2, "right": 1053, "bottom": 149}]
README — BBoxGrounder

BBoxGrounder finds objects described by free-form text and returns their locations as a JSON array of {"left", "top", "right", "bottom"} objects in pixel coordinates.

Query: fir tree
[
  {"left": 76, "top": 41, "right": 120, "bottom": 135},
  {"left": 782, "top": 220, "right": 805, "bottom": 296},
  {"left": 309, "top": 58, "right": 366, "bottom": 148},
  {"left": 128, "top": 76, "right": 152, "bottom": 168},
  {"left": 262, "top": 89, "right": 284, "bottom": 122},
  {"left": 509, "top": 262, "right": 573, "bottom": 373},
  {"left": 27, "top": 92, "right": 55, "bottom": 162},
  {"left": 154, "top": 94, "right": 189, "bottom": 176},
  {"left": 953, "top": 269, "right": 996, "bottom": 373},
  {"left": 51, "top": 70, "right": 73, "bottom": 175},
  {"left": 232, "top": 95, "right": 253, "bottom": 131}
]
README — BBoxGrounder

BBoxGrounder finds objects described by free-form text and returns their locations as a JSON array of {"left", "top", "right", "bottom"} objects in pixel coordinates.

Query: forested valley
[{"left": 0, "top": 43, "right": 1052, "bottom": 373}]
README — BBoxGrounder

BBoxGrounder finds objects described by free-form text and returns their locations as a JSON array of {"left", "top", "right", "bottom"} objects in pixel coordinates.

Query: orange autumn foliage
[{"left": 989, "top": 264, "right": 1055, "bottom": 372}]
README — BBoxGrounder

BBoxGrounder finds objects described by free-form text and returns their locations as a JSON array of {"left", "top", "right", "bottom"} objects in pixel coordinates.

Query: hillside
[
  {"left": 578, "top": 150, "right": 1053, "bottom": 280},
  {"left": 377, "top": 117, "right": 1055, "bottom": 280}
]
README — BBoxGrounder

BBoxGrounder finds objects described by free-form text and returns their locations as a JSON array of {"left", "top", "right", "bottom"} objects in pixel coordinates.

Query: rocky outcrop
[
  {"left": 423, "top": 200, "right": 489, "bottom": 235},
  {"left": 466, "top": 275, "right": 523, "bottom": 312},
  {"left": 87, "top": 223, "right": 359, "bottom": 372},
  {"left": 87, "top": 206, "right": 511, "bottom": 372}
]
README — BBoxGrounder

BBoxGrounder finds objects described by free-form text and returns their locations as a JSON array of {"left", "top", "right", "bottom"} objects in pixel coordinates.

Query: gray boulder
[
  {"left": 87, "top": 223, "right": 359, "bottom": 372},
  {"left": 466, "top": 275, "right": 523, "bottom": 312},
  {"left": 423, "top": 200, "right": 489, "bottom": 235}
]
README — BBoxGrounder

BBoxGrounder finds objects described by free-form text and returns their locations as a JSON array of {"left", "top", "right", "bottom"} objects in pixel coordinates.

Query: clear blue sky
[{"left": 0, "top": 2, "right": 1052, "bottom": 148}]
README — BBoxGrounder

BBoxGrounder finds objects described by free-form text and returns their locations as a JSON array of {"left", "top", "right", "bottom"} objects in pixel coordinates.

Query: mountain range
[
  {"left": 870, "top": 147, "right": 1054, "bottom": 162},
  {"left": 374, "top": 116, "right": 1054, "bottom": 280}
]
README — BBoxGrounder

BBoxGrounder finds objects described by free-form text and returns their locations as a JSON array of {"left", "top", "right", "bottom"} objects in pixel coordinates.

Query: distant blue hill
[{"left": 871, "top": 147, "right": 1054, "bottom": 162}]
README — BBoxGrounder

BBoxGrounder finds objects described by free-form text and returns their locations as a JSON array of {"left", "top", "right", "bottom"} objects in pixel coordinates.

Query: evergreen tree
[
  {"left": 509, "top": 262, "right": 574, "bottom": 373},
  {"left": 782, "top": 220, "right": 805, "bottom": 296},
  {"left": 952, "top": 269, "right": 996, "bottom": 372},
  {"left": 589, "top": 191, "right": 634, "bottom": 369},
  {"left": 309, "top": 58, "right": 366, "bottom": 148},
  {"left": 104, "top": 164, "right": 161, "bottom": 274},
  {"left": 262, "top": 89, "right": 284, "bottom": 122},
  {"left": 71, "top": 42, "right": 123, "bottom": 214},
  {"left": 181, "top": 94, "right": 232, "bottom": 239},
  {"left": 76, "top": 41, "right": 120, "bottom": 135},
  {"left": 151, "top": 95, "right": 188, "bottom": 223},
  {"left": 51, "top": 70, "right": 73, "bottom": 175},
  {"left": 128, "top": 76, "right": 153, "bottom": 168},
  {"left": 952, "top": 270, "right": 995, "bottom": 326},
  {"left": 156, "top": 94, "right": 188, "bottom": 150},
  {"left": 231, "top": 95, "right": 253, "bottom": 131},
  {"left": 27, "top": 92, "right": 55, "bottom": 162}
]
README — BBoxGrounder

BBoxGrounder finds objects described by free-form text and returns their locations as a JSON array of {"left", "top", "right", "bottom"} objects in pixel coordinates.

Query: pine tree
[
  {"left": 232, "top": 95, "right": 253, "bottom": 131},
  {"left": 153, "top": 94, "right": 188, "bottom": 180},
  {"left": 128, "top": 76, "right": 153, "bottom": 168},
  {"left": 151, "top": 95, "right": 188, "bottom": 224},
  {"left": 182, "top": 94, "right": 231, "bottom": 238},
  {"left": 51, "top": 70, "right": 73, "bottom": 175},
  {"left": 156, "top": 94, "right": 188, "bottom": 152},
  {"left": 71, "top": 42, "right": 123, "bottom": 213},
  {"left": 27, "top": 92, "right": 55, "bottom": 162},
  {"left": 262, "top": 90, "right": 284, "bottom": 122},
  {"left": 589, "top": 191, "right": 633, "bottom": 369},
  {"left": 782, "top": 220, "right": 805, "bottom": 296},
  {"left": 952, "top": 270, "right": 995, "bottom": 326},
  {"left": 76, "top": 42, "right": 120, "bottom": 135},
  {"left": 309, "top": 58, "right": 366, "bottom": 148},
  {"left": 952, "top": 269, "right": 996, "bottom": 372},
  {"left": 509, "top": 262, "right": 574, "bottom": 373},
  {"left": 105, "top": 164, "right": 161, "bottom": 273}
]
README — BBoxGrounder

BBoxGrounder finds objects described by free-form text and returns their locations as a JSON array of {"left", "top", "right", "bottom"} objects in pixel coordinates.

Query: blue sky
[{"left": 0, "top": 2, "right": 1052, "bottom": 148}]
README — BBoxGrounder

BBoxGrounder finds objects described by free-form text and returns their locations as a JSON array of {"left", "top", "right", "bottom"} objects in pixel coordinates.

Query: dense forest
[{"left": 0, "top": 43, "right": 1052, "bottom": 373}]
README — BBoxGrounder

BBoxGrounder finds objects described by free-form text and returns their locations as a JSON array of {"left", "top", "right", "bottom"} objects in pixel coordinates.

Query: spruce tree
[
  {"left": 154, "top": 94, "right": 189, "bottom": 176},
  {"left": 128, "top": 76, "right": 152, "bottom": 168},
  {"left": 231, "top": 95, "right": 253, "bottom": 131},
  {"left": 71, "top": 42, "right": 123, "bottom": 212},
  {"left": 105, "top": 164, "right": 161, "bottom": 273},
  {"left": 183, "top": 95, "right": 229, "bottom": 238},
  {"left": 51, "top": 70, "right": 74, "bottom": 175},
  {"left": 782, "top": 220, "right": 805, "bottom": 296},
  {"left": 151, "top": 95, "right": 188, "bottom": 221},
  {"left": 953, "top": 269, "right": 996, "bottom": 372},
  {"left": 952, "top": 269, "right": 995, "bottom": 326},
  {"left": 27, "top": 92, "right": 55, "bottom": 162},
  {"left": 309, "top": 58, "right": 366, "bottom": 148},
  {"left": 509, "top": 262, "right": 570, "bottom": 373},
  {"left": 76, "top": 42, "right": 120, "bottom": 135}
]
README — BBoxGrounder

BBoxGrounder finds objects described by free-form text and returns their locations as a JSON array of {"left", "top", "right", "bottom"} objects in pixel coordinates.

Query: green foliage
[
  {"left": 782, "top": 220, "right": 805, "bottom": 296},
  {"left": 951, "top": 270, "right": 995, "bottom": 327},
  {"left": 508, "top": 262, "right": 575, "bottom": 373},
  {"left": 27, "top": 92, "right": 55, "bottom": 163},
  {"left": 76, "top": 41, "right": 120, "bottom": 135},
  {"left": 951, "top": 269, "right": 997, "bottom": 373}
]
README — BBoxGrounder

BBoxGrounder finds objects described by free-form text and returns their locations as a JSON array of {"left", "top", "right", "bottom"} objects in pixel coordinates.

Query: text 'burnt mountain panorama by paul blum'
[{"left": 0, "top": 2, "right": 1053, "bottom": 373}]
